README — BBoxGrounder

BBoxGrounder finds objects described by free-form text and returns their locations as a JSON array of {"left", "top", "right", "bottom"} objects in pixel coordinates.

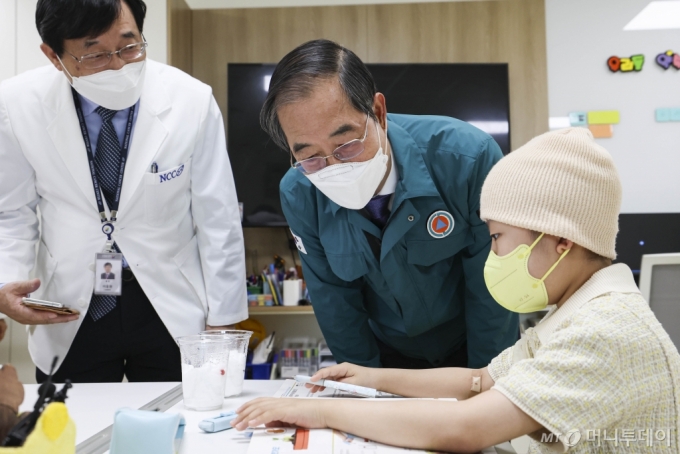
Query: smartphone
[{"left": 22, "top": 298, "right": 80, "bottom": 316}]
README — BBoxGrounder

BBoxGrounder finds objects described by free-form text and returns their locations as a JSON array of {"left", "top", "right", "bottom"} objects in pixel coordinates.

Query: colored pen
[
  {"left": 294, "top": 375, "right": 401, "bottom": 398},
  {"left": 199, "top": 411, "right": 238, "bottom": 433}
]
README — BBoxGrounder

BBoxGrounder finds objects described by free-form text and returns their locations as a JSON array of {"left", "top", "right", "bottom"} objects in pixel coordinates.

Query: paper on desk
[{"left": 246, "top": 427, "right": 446, "bottom": 454}]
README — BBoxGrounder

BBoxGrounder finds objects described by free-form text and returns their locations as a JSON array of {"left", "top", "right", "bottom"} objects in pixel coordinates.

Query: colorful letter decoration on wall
[
  {"left": 656, "top": 51, "right": 680, "bottom": 70},
  {"left": 607, "top": 55, "right": 645, "bottom": 72}
]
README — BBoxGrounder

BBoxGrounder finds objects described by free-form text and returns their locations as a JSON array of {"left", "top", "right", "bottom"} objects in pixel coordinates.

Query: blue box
[{"left": 245, "top": 352, "right": 277, "bottom": 380}]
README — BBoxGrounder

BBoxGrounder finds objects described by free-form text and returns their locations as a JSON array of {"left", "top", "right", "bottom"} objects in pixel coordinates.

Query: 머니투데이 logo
[{"left": 427, "top": 210, "right": 454, "bottom": 239}]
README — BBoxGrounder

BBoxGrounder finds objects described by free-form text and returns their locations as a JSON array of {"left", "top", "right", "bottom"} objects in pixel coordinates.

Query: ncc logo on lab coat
[
  {"left": 427, "top": 211, "right": 454, "bottom": 239},
  {"left": 159, "top": 165, "right": 184, "bottom": 183}
]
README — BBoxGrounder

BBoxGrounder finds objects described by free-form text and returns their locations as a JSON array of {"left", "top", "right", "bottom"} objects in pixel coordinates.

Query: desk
[{"left": 20, "top": 381, "right": 515, "bottom": 454}]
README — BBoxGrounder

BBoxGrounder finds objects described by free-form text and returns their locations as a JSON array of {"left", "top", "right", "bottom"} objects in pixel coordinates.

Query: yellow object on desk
[{"left": 0, "top": 403, "right": 75, "bottom": 454}]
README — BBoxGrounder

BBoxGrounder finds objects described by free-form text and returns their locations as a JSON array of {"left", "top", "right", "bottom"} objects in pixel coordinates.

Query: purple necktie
[{"left": 364, "top": 194, "right": 392, "bottom": 229}]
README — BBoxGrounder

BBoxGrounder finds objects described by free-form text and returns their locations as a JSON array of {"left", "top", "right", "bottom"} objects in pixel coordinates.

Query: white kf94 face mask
[
  {"left": 305, "top": 122, "right": 389, "bottom": 210},
  {"left": 59, "top": 59, "right": 147, "bottom": 111}
]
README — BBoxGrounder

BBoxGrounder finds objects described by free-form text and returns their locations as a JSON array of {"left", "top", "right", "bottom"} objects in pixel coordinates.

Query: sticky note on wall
[
  {"left": 569, "top": 112, "right": 587, "bottom": 126},
  {"left": 588, "top": 111, "right": 620, "bottom": 125},
  {"left": 656, "top": 108, "right": 672, "bottom": 122},
  {"left": 588, "top": 124, "right": 614, "bottom": 138},
  {"left": 672, "top": 108, "right": 680, "bottom": 122},
  {"left": 656, "top": 108, "right": 680, "bottom": 122}
]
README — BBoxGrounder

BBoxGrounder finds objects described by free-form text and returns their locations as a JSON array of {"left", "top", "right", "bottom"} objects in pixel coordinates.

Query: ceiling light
[{"left": 624, "top": 1, "right": 680, "bottom": 31}]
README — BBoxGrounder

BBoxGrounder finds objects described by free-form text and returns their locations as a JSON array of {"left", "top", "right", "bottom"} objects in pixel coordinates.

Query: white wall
[
  {"left": 0, "top": 0, "right": 167, "bottom": 383},
  {"left": 7, "top": 0, "right": 166, "bottom": 78},
  {"left": 546, "top": 0, "right": 680, "bottom": 214}
]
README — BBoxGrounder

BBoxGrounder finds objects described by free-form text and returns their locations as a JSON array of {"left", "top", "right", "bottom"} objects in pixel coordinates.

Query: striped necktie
[{"left": 89, "top": 106, "right": 121, "bottom": 321}]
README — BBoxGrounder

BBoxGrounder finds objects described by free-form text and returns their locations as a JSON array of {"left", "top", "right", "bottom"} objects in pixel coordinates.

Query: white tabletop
[
  {"left": 166, "top": 380, "right": 281, "bottom": 454},
  {"left": 20, "top": 382, "right": 179, "bottom": 445},
  {"left": 21, "top": 381, "right": 281, "bottom": 453},
  {"left": 20, "top": 380, "right": 514, "bottom": 454}
]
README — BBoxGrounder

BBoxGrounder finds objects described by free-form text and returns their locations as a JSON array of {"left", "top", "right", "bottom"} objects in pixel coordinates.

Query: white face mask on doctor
[
  {"left": 299, "top": 117, "right": 389, "bottom": 210},
  {"left": 58, "top": 57, "right": 146, "bottom": 111}
]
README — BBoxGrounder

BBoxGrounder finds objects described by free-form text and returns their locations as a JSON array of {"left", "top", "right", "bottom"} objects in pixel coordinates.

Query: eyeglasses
[
  {"left": 292, "top": 115, "right": 371, "bottom": 175},
  {"left": 67, "top": 40, "right": 148, "bottom": 70}
]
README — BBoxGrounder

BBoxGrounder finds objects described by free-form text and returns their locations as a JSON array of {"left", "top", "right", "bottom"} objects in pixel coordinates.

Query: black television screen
[{"left": 227, "top": 63, "right": 510, "bottom": 227}]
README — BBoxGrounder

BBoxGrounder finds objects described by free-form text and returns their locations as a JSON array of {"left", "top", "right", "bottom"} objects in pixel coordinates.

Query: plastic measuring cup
[
  {"left": 177, "top": 335, "right": 235, "bottom": 411},
  {"left": 201, "top": 330, "right": 253, "bottom": 397}
]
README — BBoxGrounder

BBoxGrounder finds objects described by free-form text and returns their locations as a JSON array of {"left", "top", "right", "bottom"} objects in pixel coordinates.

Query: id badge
[{"left": 94, "top": 253, "right": 123, "bottom": 296}]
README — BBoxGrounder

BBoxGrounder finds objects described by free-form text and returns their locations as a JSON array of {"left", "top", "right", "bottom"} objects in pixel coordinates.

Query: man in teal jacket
[{"left": 262, "top": 39, "right": 518, "bottom": 368}]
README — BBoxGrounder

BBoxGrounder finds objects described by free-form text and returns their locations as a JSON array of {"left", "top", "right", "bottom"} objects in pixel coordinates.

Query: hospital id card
[{"left": 94, "top": 252, "right": 123, "bottom": 296}]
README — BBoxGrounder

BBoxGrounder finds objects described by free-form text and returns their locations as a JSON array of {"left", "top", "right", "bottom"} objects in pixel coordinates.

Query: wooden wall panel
[
  {"left": 190, "top": 0, "right": 548, "bottom": 151},
  {"left": 168, "top": 0, "right": 193, "bottom": 74},
  {"left": 365, "top": 0, "right": 548, "bottom": 148},
  {"left": 192, "top": 6, "right": 368, "bottom": 139}
]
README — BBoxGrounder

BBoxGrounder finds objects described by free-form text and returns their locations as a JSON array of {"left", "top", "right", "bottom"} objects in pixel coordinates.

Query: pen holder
[
  {"left": 0, "top": 403, "right": 76, "bottom": 454},
  {"left": 109, "top": 409, "right": 185, "bottom": 454}
]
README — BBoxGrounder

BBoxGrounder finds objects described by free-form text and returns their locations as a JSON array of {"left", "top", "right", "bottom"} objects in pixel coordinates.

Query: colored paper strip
[
  {"left": 569, "top": 111, "right": 587, "bottom": 126},
  {"left": 656, "top": 108, "right": 672, "bottom": 122},
  {"left": 588, "top": 111, "right": 620, "bottom": 125},
  {"left": 588, "top": 124, "right": 614, "bottom": 138}
]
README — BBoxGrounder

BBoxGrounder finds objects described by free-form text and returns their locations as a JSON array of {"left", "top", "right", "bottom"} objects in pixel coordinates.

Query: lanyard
[{"left": 71, "top": 89, "right": 135, "bottom": 241}]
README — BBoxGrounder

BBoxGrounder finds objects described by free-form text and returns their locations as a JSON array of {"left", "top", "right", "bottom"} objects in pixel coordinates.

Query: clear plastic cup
[
  {"left": 201, "top": 330, "right": 253, "bottom": 397},
  {"left": 177, "top": 335, "right": 235, "bottom": 411}
]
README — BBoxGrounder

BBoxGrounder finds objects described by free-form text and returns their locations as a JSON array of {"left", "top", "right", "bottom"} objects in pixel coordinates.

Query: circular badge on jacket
[{"left": 427, "top": 211, "right": 455, "bottom": 239}]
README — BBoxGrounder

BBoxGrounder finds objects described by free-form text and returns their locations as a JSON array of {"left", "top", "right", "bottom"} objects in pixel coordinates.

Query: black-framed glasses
[
  {"left": 67, "top": 40, "right": 148, "bottom": 70},
  {"left": 292, "top": 114, "right": 371, "bottom": 175}
]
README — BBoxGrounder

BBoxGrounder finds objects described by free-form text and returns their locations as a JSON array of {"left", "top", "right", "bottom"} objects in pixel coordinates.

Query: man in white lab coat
[{"left": 0, "top": 0, "right": 247, "bottom": 382}]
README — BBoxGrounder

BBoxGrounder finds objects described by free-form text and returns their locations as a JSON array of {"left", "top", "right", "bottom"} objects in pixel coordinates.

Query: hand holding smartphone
[{"left": 22, "top": 298, "right": 80, "bottom": 316}]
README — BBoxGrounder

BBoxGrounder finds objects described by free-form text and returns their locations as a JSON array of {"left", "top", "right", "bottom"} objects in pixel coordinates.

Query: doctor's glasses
[
  {"left": 66, "top": 40, "right": 148, "bottom": 70},
  {"left": 292, "top": 114, "right": 372, "bottom": 175}
]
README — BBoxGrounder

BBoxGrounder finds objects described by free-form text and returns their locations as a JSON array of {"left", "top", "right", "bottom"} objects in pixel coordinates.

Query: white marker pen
[{"left": 294, "top": 375, "right": 401, "bottom": 398}]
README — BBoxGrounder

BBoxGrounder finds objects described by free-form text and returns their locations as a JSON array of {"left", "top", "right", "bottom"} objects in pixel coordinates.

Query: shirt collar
[
  {"left": 77, "top": 93, "right": 99, "bottom": 116},
  {"left": 376, "top": 150, "right": 399, "bottom": 196},
  {"left": 534, "top": 263, "right": 641, "bottom": 344}
]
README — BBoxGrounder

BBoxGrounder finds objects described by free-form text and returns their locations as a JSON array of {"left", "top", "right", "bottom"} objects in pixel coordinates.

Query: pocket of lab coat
[
  {"left": 173, "top": 234, "right": 208, "bottom": 314},
  {"left": 32, "top": 239, "right": 58, "bottom": 293},
  {"left": 326, "top": 252, "right": 370, "bottom": 282},
  {"left": 144, "top": 160, "right": 191, "bottom": 227}
]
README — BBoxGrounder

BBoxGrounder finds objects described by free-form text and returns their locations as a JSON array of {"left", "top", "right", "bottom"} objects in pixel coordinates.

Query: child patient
[{"left": 233, "top": 128, "right": 680, "bottom": 453}]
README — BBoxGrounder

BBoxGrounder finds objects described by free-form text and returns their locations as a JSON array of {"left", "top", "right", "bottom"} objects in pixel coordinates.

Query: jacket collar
[
  {"left": 534, "top": 263, "right": 641, "bottom": 345},
  {"left": 42, "top": 60, "right": 170, "bottom": 116},
  {"left": 328, "top": 117, "right": 440, "bottom": 215},
  {"left": 44, "top": 60, "right": 170, "bottom": 216}
]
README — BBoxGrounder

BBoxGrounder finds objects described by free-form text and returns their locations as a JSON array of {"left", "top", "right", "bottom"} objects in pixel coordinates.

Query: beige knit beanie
[{"left": 480, "top": 128, "right": 622, "bottom": 260}]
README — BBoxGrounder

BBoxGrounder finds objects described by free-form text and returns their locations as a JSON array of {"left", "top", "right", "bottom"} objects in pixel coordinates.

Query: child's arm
[
  {"left": 310, "top": 363, "right": 495, "bottom": 399},
  {"left": 232, "top": 390, "right": 541, "bottom": 453}
]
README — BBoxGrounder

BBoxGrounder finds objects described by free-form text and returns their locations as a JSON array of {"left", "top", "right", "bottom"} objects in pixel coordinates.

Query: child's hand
[
  {"left": 307, "top": 363, "right": 378, "bottom": 393},
  {"left": 232, "top": 398, "right": 328, "bottom": 430}
]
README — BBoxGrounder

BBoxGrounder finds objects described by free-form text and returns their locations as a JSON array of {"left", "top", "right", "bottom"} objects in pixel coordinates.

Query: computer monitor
[
  {"left": 639, "top": 253, "right": 680, "bottom": 349},
  {"left": 227, "top": 63, "right": 510, "bottom": 227}
]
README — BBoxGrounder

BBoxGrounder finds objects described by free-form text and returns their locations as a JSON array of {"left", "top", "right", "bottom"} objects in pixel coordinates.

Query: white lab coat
[{"left": 0, "top": 60, "right": 248, "bottom": 373}]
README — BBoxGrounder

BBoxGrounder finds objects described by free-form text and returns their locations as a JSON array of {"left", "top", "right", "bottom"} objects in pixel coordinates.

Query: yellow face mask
[{"left": 483, "top": 232, "right": 570, "bottom": 313}]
